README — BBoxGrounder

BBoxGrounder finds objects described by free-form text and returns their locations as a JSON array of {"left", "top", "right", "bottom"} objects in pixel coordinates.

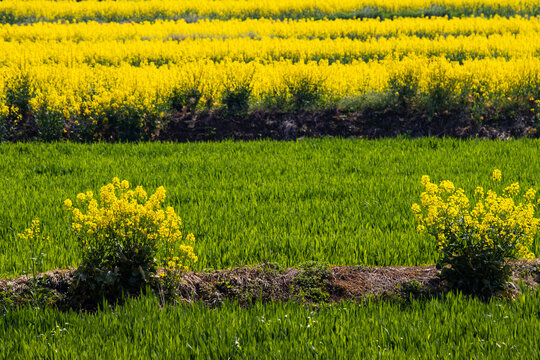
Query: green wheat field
[
  {"left": 1, "top": 139, "right": 539, "bottom": 358},
  {"left": 2, "top": 139, "right": 540, "bottom": 276}
]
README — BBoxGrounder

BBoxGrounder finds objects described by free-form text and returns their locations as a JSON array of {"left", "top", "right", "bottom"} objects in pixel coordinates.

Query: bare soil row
[{"left": 2, "top": 260, "right": 539, "bottom": 311}]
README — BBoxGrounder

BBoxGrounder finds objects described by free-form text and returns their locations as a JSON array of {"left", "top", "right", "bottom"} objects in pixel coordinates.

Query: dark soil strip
[
  {"left": 157, "top": 109, "right": 539, "bottom": 142},
  {"left": 2, "top": 260, "right": 539, "bottom": 311}
]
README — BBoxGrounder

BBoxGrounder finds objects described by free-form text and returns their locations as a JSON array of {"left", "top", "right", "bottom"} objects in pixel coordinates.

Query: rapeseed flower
[
  {"left": 65, "top": 178, "right": 197, "bottom": 272},
  {"left": 413, "top": 170, "right": 538, "bottom": 262},
  {"left": 492, "top": 169, "right": 502, "bottom": 182}
]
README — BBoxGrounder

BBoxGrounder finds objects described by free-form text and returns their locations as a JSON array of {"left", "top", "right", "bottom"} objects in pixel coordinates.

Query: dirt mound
[
  {"left": 158, "top": 109, "right": 538, "bottom": 142},
  {"left": 2, "top": 260, "right": 539, "bottom": 311}
]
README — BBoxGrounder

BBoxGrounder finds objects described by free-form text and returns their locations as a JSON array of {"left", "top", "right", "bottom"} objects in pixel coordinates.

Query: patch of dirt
[
  {"left": 327, "top": 265, "right": 441, "bottom": 301},
  {"left": 0, "top": 269, "right": 74, "bottom": 295},
  {"left": 157, "top": 108, "right": 538, "bottom": 141},
  {"left": 174, "top": 265, "right": 300, "bottom": 306},
  {"left": 2, "top": 260, "right": 539, "bottom": 311}
]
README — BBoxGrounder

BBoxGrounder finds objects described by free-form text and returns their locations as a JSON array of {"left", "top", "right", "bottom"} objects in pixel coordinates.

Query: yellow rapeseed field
[
  {"left": 2, "top": 0, "right": 538, "bottom": 22},
  {"left": 0, "top": 1, "right": 538, "bottom": 138}
]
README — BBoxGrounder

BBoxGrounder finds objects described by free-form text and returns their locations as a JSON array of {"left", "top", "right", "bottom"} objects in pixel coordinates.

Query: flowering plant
[
  {"left": 412, "top": 170, "right": 538, "bottom": 296},
  {"left": 18, "top": 218, "right": 48, "bottom": 281},
  {"left": 64, "top": 178, "right": 197, "bottom": 298}
]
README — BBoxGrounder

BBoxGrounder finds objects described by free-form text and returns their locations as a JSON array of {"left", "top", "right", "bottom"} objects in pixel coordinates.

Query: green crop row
[
  {"left": 2, "top": 291, "right": 540, "bottom": 358},
  {"left": 0, "top": 139, "right": 539, "bottom": 277}
]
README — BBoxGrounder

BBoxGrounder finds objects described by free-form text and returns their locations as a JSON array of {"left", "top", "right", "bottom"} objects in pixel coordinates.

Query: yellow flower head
[
  {"left": 439, "top": 180, "right": 455, "bottom": 193},
  {"left": 504, "top": 182, "right": 520, "bottom": 196},
  {"left": 474, "top": 186, "right": 484, "bottom": 198},
  {"left": 120, "top": 180, "right": 130, "bottom": 190},
  {"left": 524, "top": 188, "right": 536, "bottom": 202},
  {"left": 18, "top": 218, "right": 42, "bottom": 242},
  {"left": 64, "top": 199, "right": 73, "bottom": 209},
  {"left": 413, "top": 172, "right": 537, "bottom": 261},
  {"left": 66, "top": 178, "right": 196, "bottom": 271},
  {"left": 492, "top": 169, "right": 502, "bottom": 182}
]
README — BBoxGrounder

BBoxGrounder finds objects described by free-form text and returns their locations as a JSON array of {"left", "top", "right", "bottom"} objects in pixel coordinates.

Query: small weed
[
  {"left": 221, "top": 74, "right": 253, "bottom": 118},
  {"left": 396, "top": 279, "right": 432, "bottom": 301},
  {"left": 386, "top": 66, "right": 420, "bottom": 111},
  {"left": 169, "top": 86, "right": 202, "bottom": 113},
  {"left": 285, "top": 74, "right": 325, "bottom": 111},
  {"left": 0, "top": 289, "right": 16, "bottom": 313},
  {"left": 292, "top": 261, "right": 330, "bottom": 303},
  {"left": 3, "top": 72, "right": 36, "bottom": 141},
  {"left": 259, "top": 85, "right": 289, "bottom": 112},
  {"left": 260, "top": 262, "right": 285, "bottom": 275},
  {"left": 33, "top": 100, "right": 64, "bottom": 141}
]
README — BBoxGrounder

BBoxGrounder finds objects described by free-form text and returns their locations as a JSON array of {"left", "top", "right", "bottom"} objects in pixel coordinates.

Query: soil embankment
[{"left": 2, "top": 260, "right": 539, "bottom": 311}]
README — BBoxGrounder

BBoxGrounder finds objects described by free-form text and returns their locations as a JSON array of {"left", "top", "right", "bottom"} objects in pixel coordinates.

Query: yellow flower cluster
[
  {"left": 3, "top": 16, "right": 539, "bottom": 43},
  {"left": 492, "top": 169, "right": 502, "bottom": 182},
  {"left": 1, "top": 0, "right": 537, "bottom": 23},
  {"left": 0, "top": 56, "right": 537, "bottom": 119},
  {"left": 412, "top": 170, "right": 538, "bottom": 259},
  {"left": 17, "top": 218, "right": 49, "bottom": 243},
  {"left": 64, "top": 178, "right": 197, "bottom": 270},
  {"left": 3, "top": 31, "right": 538, "bottom": 66},
  {"left": 0, "top": 4, "right": 538, "bottom": 126},
  {"left": 0, "top": 8, "right": 538, "bottom": 121}
]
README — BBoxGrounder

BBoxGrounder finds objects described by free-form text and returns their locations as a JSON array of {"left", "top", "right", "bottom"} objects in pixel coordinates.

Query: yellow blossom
[
  {"left": 524, "top": 188, "right": 536, "bottom": 201},
  {"left": 504, "top": 182, "right": 520, "bottom": 196},
  {"left": 413, "top": 172, "right": 537, "bottom": 262},
  {"left": 492, "top": 169, "right": 502, "bottom": 182},
  {"left": 439, "top": 180, "right": 455, "bottom": 193},
  {"left": 65, "top": 178, "right": 197, "bottom": 271},
  {"left": 474, "top": 186, "right": 484, "bottom": 198},
  {"left": 64, "top": 199, "right": 73, "bottom": 209}
]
